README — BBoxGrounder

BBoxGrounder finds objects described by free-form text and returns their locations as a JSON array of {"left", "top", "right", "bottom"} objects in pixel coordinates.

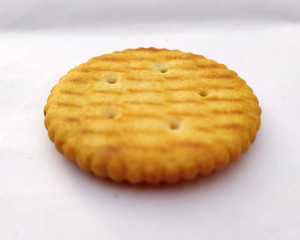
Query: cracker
[{"left": 44, "top": 48, "right": 261, "bottom": 184}]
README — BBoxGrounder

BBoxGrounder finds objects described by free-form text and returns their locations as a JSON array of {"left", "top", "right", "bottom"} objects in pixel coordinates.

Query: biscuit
[{"left": 44, "top": 48, "right": 261, "bottom": 184}]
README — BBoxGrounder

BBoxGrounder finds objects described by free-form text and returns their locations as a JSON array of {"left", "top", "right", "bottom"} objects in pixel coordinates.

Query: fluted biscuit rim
[{"left": 44, "top": 47, "right": 261, "bottom": 184}]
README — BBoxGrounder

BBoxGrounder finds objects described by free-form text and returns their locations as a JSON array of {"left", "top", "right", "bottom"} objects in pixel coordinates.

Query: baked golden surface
[{"left": 44, "top": 48, "right": 261, "bottom": 184}]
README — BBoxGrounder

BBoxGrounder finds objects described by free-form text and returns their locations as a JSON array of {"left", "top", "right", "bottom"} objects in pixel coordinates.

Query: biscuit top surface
[{"left": 44, "top": 48, "right": 261, "bottom": 184}]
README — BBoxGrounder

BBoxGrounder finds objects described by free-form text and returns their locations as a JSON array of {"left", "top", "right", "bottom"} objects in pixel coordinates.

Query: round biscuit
[{"left": 44, "top": 48, "right": 261, "bottom": 184}]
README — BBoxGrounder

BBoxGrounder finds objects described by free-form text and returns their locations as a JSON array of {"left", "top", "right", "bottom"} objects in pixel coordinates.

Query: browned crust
[{"left": 44, "top": 48, "right": 261, "bottom": 184}]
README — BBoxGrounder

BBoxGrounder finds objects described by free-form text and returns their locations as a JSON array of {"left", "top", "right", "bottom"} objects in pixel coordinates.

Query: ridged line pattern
[{"left": 44, "top": 48, "right": 261, "bottom": 184}]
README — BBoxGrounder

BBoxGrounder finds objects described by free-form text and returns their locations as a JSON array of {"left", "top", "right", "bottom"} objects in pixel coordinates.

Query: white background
[{"left": 0, "top": 1, "right": 300, "bottom": 239}]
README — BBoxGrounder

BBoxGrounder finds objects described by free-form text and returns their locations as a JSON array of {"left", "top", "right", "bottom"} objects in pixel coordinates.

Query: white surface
[
  {"left": 1, "top": 0, "right": 300, "bottom": 238},
  {"left": 0, "top": 23, "right": 300, "bottom": 240},
  {"left": 1, "top": 0, "right": 299, "bottom": 29}
]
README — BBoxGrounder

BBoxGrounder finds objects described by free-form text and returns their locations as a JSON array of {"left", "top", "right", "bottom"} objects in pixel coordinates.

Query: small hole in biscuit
[
  {"left": 170, "top": 119, "right": 180, "bottom": 130},
  {"left": 160, "top": 67, "right": 168, "bottom": 73},
  {"left": 105, "top": 108, "right": 117, "bottom": 119},
  {"left": 104, "top": 74, "right": 118, "bottom": 84},
  {"left": 155, "top": 63, "right": 169, "bottom": 73},
  {"left": 198, "top": 89, "right": 208, "bottom": 97}
]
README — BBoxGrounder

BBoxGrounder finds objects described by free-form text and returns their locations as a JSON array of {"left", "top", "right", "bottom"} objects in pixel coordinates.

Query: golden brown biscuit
[{"left": 44, "top": 48, "right": 261, "bottom": 184}]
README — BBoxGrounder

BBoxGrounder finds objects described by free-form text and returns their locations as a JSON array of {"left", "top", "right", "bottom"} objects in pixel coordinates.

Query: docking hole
[
  {"left": 197, "top": 89, "right": 208, "bottom": 97},
  {"left": 160, "top": 67, "right": 168, "bottom": 73},
  {"left": 105, "top": 108, "right": 117, "bottom": 119},
  {"left": 169, "top": 119, "right": 180, "bottom": 130},
  {"left": 155, "top": 63, "right": 169, "bottom": 73},
  {"left": 104, "top": 74, "right": 118, "bottom": 84}
]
